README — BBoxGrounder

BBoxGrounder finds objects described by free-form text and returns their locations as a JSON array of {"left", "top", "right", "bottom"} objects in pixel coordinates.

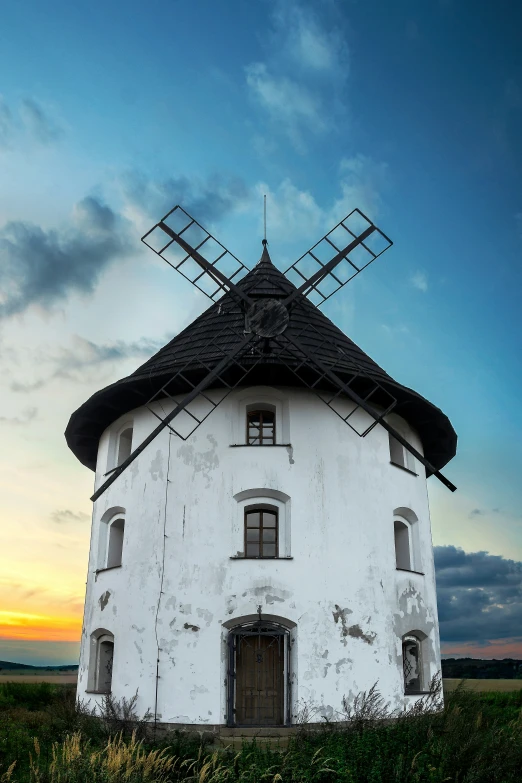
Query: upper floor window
[
  {"left": 394, "top": 519, "right": 412, "bottom": 571},
  {"left": 244, "top": 507, "right": 278, "bottom": 558},
  {"left": 106, "top": 517, "right": 125, "bottom": 569},
  {"left": 117, "top": 426, "right": 133, "bottom": 466},
  {"left": 389, "top": 433, "right": 416, "bottom": 473},
  {"left": 97, "top": 507, "right": 125, "bottom": 571},
  {"left": 247, "top": 409, "right": 275, "bottom": 445},
  {"left": 402, "top": 634, "right": 422, "bottom": 694}
]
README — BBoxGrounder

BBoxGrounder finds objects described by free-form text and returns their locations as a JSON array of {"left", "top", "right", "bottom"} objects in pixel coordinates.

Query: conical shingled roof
[{"left": 65, "top": 247, "right": 457, "bottom": 472}]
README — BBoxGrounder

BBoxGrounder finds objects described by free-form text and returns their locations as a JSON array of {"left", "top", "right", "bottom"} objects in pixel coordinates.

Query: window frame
[
  {"left": 389, "top": 432, "right": 417, "bottom": 474},
  {"left": 244, "top": 506, "right": 279, "bottom": 559},
  {"left": 87, "top": 629, "right": 114, "bottom": 694},
  {"left": 246, "top": 408, "right": 276, "bottom": 446},
  {"left": 96, "top": 508, "right": 126, "bottom": 573},
  {"left": 402, "top": 634, "right": 422, "bottom": 694},
  {"left": 106, "top": 517, "right": 125, "bottom": 569},
  {"left": 116, "top": 426, "right": 133, "bottom": 467},
  {"left": 394, "top": 518, "right": 412, "bottom": 571}
]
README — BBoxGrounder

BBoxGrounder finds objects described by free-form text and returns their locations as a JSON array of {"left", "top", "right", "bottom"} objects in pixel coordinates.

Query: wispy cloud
[
  {"left": 10, "top": 334, "right": 167, "bottom": 392},
  {"left": 50, "top": 510, "right": 90, "bottom": 525},
  {"left": 411, "top": 271, "right": 428, "bottom": 292},
  {"left": 328, "top": 155, "right": 389, "bottom": 222},
  {"left": 253, "top": 156, "right": 388, "bottom": 246},
  {"left": 0, "top": 96, "right": 63, "bottom": 149},
  {"left": 19, "top": 98, "right": 62, "bottom": 145},
  {"left": 0, "top": 407, "right": 38, "bottom": 426},
  {"left": 381, "top": 323, "right": 409, "bottom": 336},
  {"left": 121, "top": 171, "right": 250, "bottom": 232},
  {"left": 245, "top": 64, "right": 326, "bottom": 148},
  {"left": 245, "top": 0, "right": 349, "bottom": 152},
  {"left": 0, "top": 197, "right": 130, "bottom": 318}
]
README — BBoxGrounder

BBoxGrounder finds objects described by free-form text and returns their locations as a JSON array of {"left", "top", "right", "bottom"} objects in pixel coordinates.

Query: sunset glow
[{"left": 0, "top": 611, "right": 81, "bottom": 643}]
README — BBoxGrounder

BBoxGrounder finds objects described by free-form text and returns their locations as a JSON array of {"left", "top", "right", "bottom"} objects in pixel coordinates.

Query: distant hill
[
  {"left": 442, "top": 658, "right": 522, "bottom": 679},
  {"left": 0, "top": 661, "right": 78, "bottom": 672}
]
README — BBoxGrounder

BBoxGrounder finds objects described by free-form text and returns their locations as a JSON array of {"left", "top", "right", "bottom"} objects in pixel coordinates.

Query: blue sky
[{"left": 0, "top": 0, "right": 521, "bottom": 664}]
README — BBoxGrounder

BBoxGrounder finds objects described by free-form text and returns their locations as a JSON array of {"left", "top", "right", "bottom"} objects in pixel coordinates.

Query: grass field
[
  {"left": 0, "top": 672, "right": 77, "bottom": 684},
  {"left": 443, "top": 678, "right": 522, "bottom": 692},
  {"left": 2, "top": 672, "right": 522, "bottom": 691},
  {"left": 1, "top": 680, "right": 522, "bottom": 782}
]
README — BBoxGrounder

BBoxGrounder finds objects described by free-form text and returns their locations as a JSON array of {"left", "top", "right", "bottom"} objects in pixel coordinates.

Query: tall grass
[{"left": 1, "top": 681, "right": 522, "bottom": 782}]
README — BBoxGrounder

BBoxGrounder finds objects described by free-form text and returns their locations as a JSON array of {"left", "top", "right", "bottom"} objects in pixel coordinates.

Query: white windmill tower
[{"left": 66, "top": 205, "right": 457, "bottom": 731}]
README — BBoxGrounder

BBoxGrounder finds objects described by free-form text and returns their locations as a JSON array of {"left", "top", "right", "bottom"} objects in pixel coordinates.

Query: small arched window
[
  {"left": 244, "top": 506, "right": 278, "bottom": 558},
  {"left": 389, "top": 432, "right": 416, "bottom": 473},
  {"left": 394, "top": 519, "right": 411, "bottom": 571},
  {"left": 106, "top": 517, "right": 125, "bottom": 568},
  {"left": 97, "top": 508, "right": 125, "bottom": 571},
  {"left": 89, "top": 630, "right": 114, "bottom": 693},
  {"left": 402, "top": 635, "right": 422, "bottom": 693},
  {"left": 246, "top": 408, "right": 275, "bottom": 445},
  {"left": 117, "top": 427, "right": 133, "bottom": 466}
]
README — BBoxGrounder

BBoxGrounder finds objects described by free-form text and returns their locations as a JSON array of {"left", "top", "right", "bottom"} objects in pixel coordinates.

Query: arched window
[
  {"left": 246, "top": 408, "right": 275, "bottom": 445},
  {"left": 402, "top": 634, "right": 422, "bottom": 693},
  {"left": 117, "top": 426, "right": 133, "bottom": 466},
  {"left": 97, "top": 508, "right": 126, "bottom": 571},
  {"left": 88, "top": 630, "right": 114, "bottom": 693},
  {"left": 233, "top": 490, "right": 290, "bottom": 559},
  {"left": 106, "top": 517, "right": 125, "bottom": 568},
  {"left": 389, "top": 432, "right": 416, "bottom": 473},
  {"left": 393, "top": 509, "right": 421, "bottom": 573},
  {"left": 245, "top": 506, "right": 278, "bottom": 558},
  {"left": 394, "top": 519, "right": 411, "bottom": 570}
]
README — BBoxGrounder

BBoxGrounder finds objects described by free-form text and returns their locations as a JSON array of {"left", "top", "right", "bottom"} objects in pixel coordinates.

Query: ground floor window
[
  {"left": 402, "top": 635, "right": 422, "bottom": 693},
  {"left": 227, "top": 621, "right": 290, "bottom": 727},
  {"left": 91, "top": 631, "right": 114, "bottom": 693}
]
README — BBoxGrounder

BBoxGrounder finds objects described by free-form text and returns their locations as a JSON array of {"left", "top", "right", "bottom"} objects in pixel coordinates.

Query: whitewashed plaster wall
[{"left": 77, "top": 385, "right": 441, "bottom": 726}]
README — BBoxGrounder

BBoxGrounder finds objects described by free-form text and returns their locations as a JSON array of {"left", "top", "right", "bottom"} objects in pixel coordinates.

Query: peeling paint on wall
[
  {"left": 196, "top": 608, "right": 213, "bottom": 626},
  {"left": 335, "top": 658, "right": 351, "bottom": 673},
  {"left": 332, "top": 604, "right": 352, "bottom": 643},
  {"left": 183, "top": 623, "right": 200, "bottom": 632},
  {"left": 99, "top": 591, "right": 110, "bottom": 610},
  {"left": 347, "top": 625, "right": 376, "bottom": 645},
  {"left": 150, "top": 450, "right": 164, "bottom": 481}
]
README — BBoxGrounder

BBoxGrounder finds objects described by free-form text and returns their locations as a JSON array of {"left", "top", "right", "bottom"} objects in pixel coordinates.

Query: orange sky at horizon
[{"left": 0, "top": 610, "right": 82, "bottom": 643}]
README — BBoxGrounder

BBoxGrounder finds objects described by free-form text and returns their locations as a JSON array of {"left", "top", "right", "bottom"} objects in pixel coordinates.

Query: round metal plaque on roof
[{"left": 246, "top": 298, "right": 290, "bottom": 338}]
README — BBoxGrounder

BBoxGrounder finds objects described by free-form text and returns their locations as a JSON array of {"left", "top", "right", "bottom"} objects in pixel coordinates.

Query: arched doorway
[{"left": 227, "top": 620, "right": 291, "bottom": 727}]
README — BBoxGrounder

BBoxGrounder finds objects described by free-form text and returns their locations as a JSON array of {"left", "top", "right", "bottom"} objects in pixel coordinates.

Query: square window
[{"left": 247, "top": 410, "right": 275, "bottom": 445}]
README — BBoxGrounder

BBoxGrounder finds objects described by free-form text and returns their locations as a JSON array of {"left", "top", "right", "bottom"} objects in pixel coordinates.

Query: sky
[{"left": 0, "top": 0, "right": 521, "bottom": 666}]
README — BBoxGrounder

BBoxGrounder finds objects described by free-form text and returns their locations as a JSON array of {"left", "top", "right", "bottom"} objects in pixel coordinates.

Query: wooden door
[{"left": 235, "top": 633, "right": 284, "bottom": 725}]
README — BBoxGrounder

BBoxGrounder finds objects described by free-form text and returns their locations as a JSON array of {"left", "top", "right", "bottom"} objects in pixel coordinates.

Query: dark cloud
[
  {"left": 10, "top": 334, "right": 166, "bottom": 392},
  {"left": 435, "top": 545, "right": 522, "bottom": 644},
  {"left": 0, "top": 407, "right": 38, "bottom": 425},
  {"left": 122, "top": 171, "right": 250, "bottom": 224},
  {"left": 50, "top": 509, "right": 90, "bottom": 524},
  {"left": 0, "top": 197, "right": 130, "bottom": 317}
]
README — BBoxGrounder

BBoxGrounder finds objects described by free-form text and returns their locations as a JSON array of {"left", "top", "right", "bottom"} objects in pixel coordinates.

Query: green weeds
[{"left": 0, "top": 681, "right": 521, "bottom": 782}]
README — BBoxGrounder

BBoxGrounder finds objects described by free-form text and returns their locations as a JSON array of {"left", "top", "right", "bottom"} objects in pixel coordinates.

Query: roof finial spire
[{"left": 263, "top": 194, "right": 267, "bottom": 247}]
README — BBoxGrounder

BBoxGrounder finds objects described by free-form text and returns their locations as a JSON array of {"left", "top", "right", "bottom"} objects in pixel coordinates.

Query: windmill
[{"left": 91, "top": 204, "right": 456, "bottom": 502}]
